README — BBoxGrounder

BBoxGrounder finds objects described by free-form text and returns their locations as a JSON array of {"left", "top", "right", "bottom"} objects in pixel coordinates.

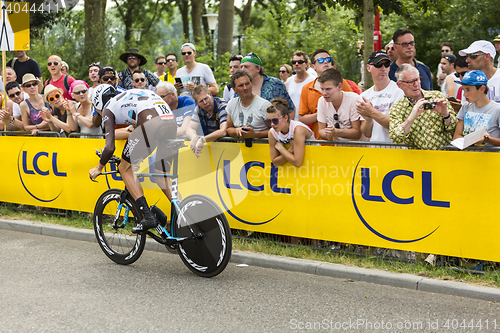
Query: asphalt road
[{"left": 1, "top": 229, "right": 499, "bottom": 332}]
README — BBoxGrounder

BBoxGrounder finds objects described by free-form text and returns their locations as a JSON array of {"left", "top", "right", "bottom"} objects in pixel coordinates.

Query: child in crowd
[
  {"left": 266, "top": 98, "right": 313, "bottom": 167},
  {"left": 453, "top": 70, "right": 500, "bottom": 146}
]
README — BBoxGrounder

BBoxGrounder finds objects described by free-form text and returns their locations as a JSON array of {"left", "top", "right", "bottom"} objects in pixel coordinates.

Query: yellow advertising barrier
[{"left": 1, "top": 136, "right": 499, "bottom": 262}]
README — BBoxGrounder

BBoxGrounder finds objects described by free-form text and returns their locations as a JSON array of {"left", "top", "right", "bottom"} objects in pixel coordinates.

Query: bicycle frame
[{"left": 100, "top": 140, "right": 199, "bottom": 249}]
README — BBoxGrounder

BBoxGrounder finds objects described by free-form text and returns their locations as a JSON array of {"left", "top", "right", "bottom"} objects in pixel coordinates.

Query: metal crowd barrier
[
  {"left": 68, "top": 133, "right": 106, "bottom": 139},
  {"left": 0, "top": 131, "right": 61, "bottom": 137}
]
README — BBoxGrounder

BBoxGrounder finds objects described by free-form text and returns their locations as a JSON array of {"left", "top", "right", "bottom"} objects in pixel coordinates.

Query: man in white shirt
[
  {"left": 460, "top": 40, "right": 500, "bottom": 103},
  {"left": 356, "top": 51, "right": 404, "bottom": 143},
  {"left": 285, "top": 50, "right": 315, "bottom": 120},
  {"left": 226, "top": 70, "right": 271, "bottom": 139},
  {"left": 317, "top": 68, "right": 362, "bottom": 141},
  {"left": 175, "top": 43, "right": 218, "bottom": 98}
]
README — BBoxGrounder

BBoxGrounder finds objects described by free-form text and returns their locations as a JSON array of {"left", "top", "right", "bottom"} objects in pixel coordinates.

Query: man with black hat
[
  {"left": 356, "top": 51, "right": 404, "bottom": 143},
  {"left": 118, "top": 48, "right": 159, "bottom": 90}
]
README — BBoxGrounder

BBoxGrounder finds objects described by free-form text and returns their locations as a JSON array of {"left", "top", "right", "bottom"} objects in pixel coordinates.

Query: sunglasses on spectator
[
  {"left": 441, "top": 49, "right": 451, "bottom": 53},
  {"left": 332, "top": 113, "right": 340, "bottom": 129},
  {"left": 166, "top": 59, "right": 177, "bottom": 62},
  {"left": 386, "top": 46, "right": 394, "bottom": 51},
  {"left": 182, "top": 51, "right": 193, "bottom": 56},
  {"left": 88, "top": 62, "right": 100, "bottom": 68},
  {"left": 467, "top": 52, "right": 485, "bottom": 60},
  {"left": 47, "top": 93, "right": 61, "bottom": 102},
  {"left": 454, "top": 71, "right": 468, "bottom": 78},
  {"left": 157, "top": 61, "right": 167, "bottom": 65},
  {"left": 8, "top": 91, "right": 21, "bottom": 98},
  {"left": 73, "top": 88, "right": 88, "bottom": 95},
  {"left": 279, "top": 70, "right": 288, "bottom": 73},
  {"left": 23, "top": 81, "right": 39, "bottom": 88},
  {"left": 314, "top": 57, "right": 332, "bottom": 64},
  {"left": 400, "top": 77, "right": 422, "bottom": 85},
  {"left": 292, "top": 60, "right": 306, "bottom": 65},
  {"left": 128, "top": 56, "right": 138, "bottom": 60},
  {"left": 395, "top": 41, "right": 415, "bottom": 48},
  {"left": 265, "top": 116, "right": 283, "bottom": 127},
  {"left": 134, "top": 78, "right": 146, "bottom": 83},
  {"left": 372, "top": 62, "right": 390, "bottom": 68},
  {"left": 101, "top": 75, "right": 116, "bottom": 82},
  {"left": 47, "top": 61, "right": 59, "bottom": 66}
]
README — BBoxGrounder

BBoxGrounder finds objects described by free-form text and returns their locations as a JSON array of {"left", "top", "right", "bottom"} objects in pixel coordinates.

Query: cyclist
[{"left": 89, "top": 84, "right": 177, "bottom": 233}]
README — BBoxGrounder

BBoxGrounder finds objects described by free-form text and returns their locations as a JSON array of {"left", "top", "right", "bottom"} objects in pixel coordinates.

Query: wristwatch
[{"left": 9, "top": 117, "right": 15, "bottom": 124}]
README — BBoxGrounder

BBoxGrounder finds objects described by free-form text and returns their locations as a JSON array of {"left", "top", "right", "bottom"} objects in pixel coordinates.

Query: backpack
[{"left": 45, "top": 75, "right": 70, "bottom": 92}]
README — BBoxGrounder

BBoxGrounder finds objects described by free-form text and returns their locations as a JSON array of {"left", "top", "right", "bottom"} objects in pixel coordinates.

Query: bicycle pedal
[{"left": 165, "top": 244, "right": 178, "bottom": 254}]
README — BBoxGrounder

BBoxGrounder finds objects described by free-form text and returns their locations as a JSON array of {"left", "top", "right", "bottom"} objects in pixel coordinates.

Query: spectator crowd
[{"left": 3, "top": 29, "right": 500, "bottom": 166}]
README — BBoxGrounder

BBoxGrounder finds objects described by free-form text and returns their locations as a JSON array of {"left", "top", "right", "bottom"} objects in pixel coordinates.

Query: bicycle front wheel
[
  {"left": 93, "top": 189, "right": 146, "bottom": 265},
  {"left": 174, "top": 195, "right": 232, "bottom": 278}
]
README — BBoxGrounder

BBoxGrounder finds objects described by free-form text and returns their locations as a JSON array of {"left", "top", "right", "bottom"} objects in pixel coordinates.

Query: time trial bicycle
[{"left": 91, "top": 139, "right": 232, "bottom": 278}]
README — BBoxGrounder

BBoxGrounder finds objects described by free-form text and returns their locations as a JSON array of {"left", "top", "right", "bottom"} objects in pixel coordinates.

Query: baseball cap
[
  {"left": 442, "top": 54, "right": 456, "bottom": 63},
  {"left": 368, "top": 51, "right": 390, "bottom": 65},
  {"left": 459, "top": 40, "right": 496, "bottom": 58},
  {"left": 493, "top": 34, "right": 500, "bottom": 42},
  {"left": 181, "top": 43, "right": 196, "bottom": 52},
  {"left": 455, "top": 70, "right": 488, "bottom": 86},
  {"left": 241, "top": 52, "right": 262, "bottom": 66}
]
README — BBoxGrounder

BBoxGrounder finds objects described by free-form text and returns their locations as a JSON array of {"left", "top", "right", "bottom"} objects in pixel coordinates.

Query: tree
[
  {"left": 175, "top": 0, "right": 190, "bottom": 40},
  {"left": 113, "top": 0, "right": 167, "bottom": 47},
  {"left": 218, "top": 0, "right": 235, "bottom": 55},
  {"left": 84, "top": 0, "right": 107, "bottom": 66},
  {"left": 191, "top": 0, "right": 205, "bottom": 43},
  {"left": 234, "top": 0, "right": 253, "bottom": 32}
]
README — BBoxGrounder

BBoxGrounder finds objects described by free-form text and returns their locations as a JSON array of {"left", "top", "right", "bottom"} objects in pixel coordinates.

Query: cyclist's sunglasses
[
  {"left": 315, "top": 57, "right": 332, "bottom": 64},
  {"left": 47, "top": 93, "right": 61, "bottom": 102}
]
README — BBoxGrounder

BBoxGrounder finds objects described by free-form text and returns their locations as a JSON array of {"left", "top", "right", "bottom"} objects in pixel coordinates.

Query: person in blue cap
[{"left": 453, "top": 70, "right": 500, "bottom": 146}]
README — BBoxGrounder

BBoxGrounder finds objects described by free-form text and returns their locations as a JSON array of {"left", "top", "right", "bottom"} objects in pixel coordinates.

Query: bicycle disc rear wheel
[
  {"left": 174, "top": 195, "right": 232, "bottom": 277},
  {"left": 93, "top": 189, "right": 146, "bottom": 265}
]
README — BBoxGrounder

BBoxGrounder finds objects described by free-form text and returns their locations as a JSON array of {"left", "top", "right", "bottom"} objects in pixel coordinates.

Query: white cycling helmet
[{"left": 92, "top": 84, "right": 117, "bottom": 111}]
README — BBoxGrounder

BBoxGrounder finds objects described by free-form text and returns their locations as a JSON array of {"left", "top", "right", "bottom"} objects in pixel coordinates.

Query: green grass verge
[{"left": 1, "top": 205, "right": 499, "bottom": 288}]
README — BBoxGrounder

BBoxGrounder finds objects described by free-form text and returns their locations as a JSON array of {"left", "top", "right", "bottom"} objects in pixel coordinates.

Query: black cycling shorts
[{"left": 121, "top": 117, "right": 177, "bottom": 173}]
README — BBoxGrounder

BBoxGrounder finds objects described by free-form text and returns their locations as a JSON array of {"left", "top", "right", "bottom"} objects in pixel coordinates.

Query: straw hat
[{"left": 21, "top": 73, "right": 40, "bottom": 86}]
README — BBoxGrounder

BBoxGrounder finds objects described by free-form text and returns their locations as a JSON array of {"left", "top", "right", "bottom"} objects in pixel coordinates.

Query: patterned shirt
[
  {"left": 118, "top": 68, "right": 160, "bottom": 90},
  {"left": 389, "top": 89, "right": 457, "bottom": 150},
  {"left": 261, "top": 75, "right": 295, "bottom": 113},
  {"left": 191, "top": 97, "right": 228, "bottom": 135}
]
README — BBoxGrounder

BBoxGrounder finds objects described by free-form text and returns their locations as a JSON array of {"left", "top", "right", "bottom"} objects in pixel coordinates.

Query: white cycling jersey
[{"left": 105, "top": 89, "right": 173, "bottom": 125}]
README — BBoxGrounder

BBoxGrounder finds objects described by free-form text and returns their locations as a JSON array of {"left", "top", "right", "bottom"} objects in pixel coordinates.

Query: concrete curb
[{"left": 2, "top": 219, "right": 500, "bottom": 302}]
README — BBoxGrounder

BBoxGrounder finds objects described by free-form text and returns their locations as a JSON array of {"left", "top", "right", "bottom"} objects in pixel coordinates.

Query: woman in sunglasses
[
  {"left": 69, "top": 80, "right": 102, "bottom": 136},
  {"left": 267, "top": 98, "right": 313, "bottom": 167},
  {"left": 279, "top": 64, "right": 292, "bottom": 83},
  {"left": 19, "top": 74, "right": 52, "bottom": 135},
  {"left": 40, "top": 84, "right": 78, "bottom": 136}
]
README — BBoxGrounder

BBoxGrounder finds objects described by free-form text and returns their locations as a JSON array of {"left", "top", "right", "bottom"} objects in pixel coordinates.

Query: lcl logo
[{"left": 17, "top": 149, "right": 67, "bottom": 202}]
